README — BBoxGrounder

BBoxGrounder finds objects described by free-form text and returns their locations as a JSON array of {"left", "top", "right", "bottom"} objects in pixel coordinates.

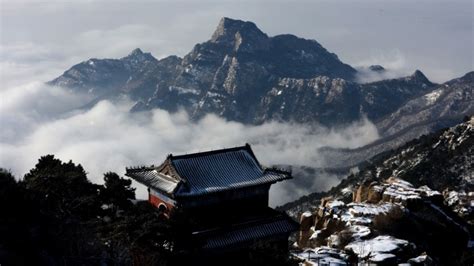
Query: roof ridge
[
  {"left": 264, "top": 167, "right": 292, "bottom": 176},
  {"left": 125, "top": 165, "right": 157, "bottom": 173},
  {"left": 170, "top": 143, "right": 252, "bottom": 160}
]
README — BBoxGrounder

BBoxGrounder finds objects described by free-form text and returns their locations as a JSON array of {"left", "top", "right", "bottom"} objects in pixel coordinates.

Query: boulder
[
  {"left": 407, "top": 253, "right": 434, "bottom": 265},
  {"left": 353, "top": 183, "right": 369, "bottom": 203},
  {"left": 367, "top": 183, "right": 384, "bottom": 203},
  {"left": 345, "top": 235, "right": 415, "bottom": 264},
  {"left": 293, "top": 247, "right": 350, "bottom": 266},
  {"left": 298, "top": 211, "right": 315, "bottom": 248}
]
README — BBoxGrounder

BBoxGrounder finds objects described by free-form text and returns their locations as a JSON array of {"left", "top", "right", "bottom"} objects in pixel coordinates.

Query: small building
[{"left": 125, "top": 144, "right": 298, "bottom": 256}]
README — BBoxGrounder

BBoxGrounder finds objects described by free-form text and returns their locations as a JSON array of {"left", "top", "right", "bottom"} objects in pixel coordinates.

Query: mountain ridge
[
  {"left": 47, "top": 17, "right": 456, "bottom": 128},
  {"left": 47, "top": 17, "right": 472, "bottom": 181}
]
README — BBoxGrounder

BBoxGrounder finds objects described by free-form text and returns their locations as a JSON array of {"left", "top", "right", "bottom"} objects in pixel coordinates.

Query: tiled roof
[
  {"left": 125, "top": 167, "right": 179, "bottom": 194},
  {"left": 126, "top": 144, "right": 292, "bottom": 197},
  {"left": 192, "top": 215, "right": 299, "bottom": 250},
  {"left": 172, "top": 145, "right": 290, "bottom": 196}
]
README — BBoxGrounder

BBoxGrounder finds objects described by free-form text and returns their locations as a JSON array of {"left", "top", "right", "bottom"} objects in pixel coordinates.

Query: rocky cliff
[{"left": 49, "top": 17, "right": 459, "bottom": 129}]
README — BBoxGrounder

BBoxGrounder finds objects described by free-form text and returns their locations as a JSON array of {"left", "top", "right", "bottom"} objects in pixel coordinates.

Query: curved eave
[
  {"left": 175, "top": 170, "right": 291, "bottom": 197},
  {"left": 125, "top": 170, "right": 181, "bottom": 197}
]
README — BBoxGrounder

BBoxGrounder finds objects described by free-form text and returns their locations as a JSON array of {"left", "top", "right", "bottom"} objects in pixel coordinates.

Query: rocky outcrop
[
  {"left": 293, "top": 247, "right": 350, "bottom": 265},
  {"left": 443, "top": 189, "right": 474, "bottom": 224},
  {"left": 407, "top": 253, "right": 434, "bottom": 265},
  {"left": 299, "top": 211, "right": 315, "bottom": 248},
  {"left": 344, "top": 235, "right": 414, "bottom": 264},
  {"left": 351, "top": 177, "right": 442, "bottom": 207},
  {"left": 293, "top": 177, "right": 472, "bottom": 265}
]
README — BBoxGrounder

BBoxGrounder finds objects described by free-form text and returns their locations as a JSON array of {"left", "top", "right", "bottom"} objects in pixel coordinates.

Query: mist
[
  {"left": 0, "top": 83, "right": 379, "bottom": 206},
  {"left": 354, "top": 50, "right": 415, "bottom": 83}
]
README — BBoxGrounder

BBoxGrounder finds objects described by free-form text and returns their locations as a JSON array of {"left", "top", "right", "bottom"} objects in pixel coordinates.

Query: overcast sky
[{"left": 1, "top": 0, "right": 473, "bottom": 87}]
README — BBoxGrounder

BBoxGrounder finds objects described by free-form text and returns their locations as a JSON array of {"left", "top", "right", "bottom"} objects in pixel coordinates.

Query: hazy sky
[{"left": 1, "top": 0, "right": 473, "bottom": 87}]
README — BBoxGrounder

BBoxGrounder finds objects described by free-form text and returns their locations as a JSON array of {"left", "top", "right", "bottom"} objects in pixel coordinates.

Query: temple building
[{"left": 125, "top": 144, "right": 298, "bottom": 255}]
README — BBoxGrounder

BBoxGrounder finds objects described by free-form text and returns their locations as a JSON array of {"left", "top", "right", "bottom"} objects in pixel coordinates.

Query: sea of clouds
[{"left": 0, "top": 81, "right": 380, "bottom": 205}]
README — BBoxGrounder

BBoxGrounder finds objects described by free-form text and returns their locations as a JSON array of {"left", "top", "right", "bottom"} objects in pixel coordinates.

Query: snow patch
[
  {"left": 168, "top": 86, "right": 200, "bottom": 95},
  {"left": 424, "top": 89, "right": 443, "bottom": 105},
  {"left": 293, "top": 247, "right": 349, "bottom": 266},
  {"left": 328, "top": 200, "right": 345, "bottom": 209},
  {"left": 345, "top": 235, "right": 409, "bottom": 260}
]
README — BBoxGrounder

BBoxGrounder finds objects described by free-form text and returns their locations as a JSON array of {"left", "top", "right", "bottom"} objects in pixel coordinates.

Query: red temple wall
[{"left": 149, "top": 193, "right": 174, "bottom": 210}]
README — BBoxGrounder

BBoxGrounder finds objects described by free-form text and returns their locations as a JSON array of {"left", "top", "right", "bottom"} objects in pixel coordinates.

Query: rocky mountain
[
  {"left": 280, "top": 116, "right": 473, "bottom": 217},
  {"left": 270, "top": 73, "right": 472, "bottom": 201},
  {"left": 255, "top": 70, "right": 435, "bottom": 125},
  {"left": 282, "top": 117, "right": 474, "bottom": 265},
  {"left": 293, "top": 177, "right": 472, "bottom": 265},
  {"left": 48, "top": 17, "right": 444, "bottom": 127},
  {"left": 377, "top": 71, "right": 473, "bottom": 137},
  {"left": 317, "top": 72, "right": 473, "bottom": 169},
  {"left": 49, "top": 49, "right": 154, "bottom": 95}
]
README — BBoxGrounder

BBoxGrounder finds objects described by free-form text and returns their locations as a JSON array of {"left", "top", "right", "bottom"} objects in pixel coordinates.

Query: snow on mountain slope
[{"left": 48, "top": 17, "right": 444, "bottom": 129}]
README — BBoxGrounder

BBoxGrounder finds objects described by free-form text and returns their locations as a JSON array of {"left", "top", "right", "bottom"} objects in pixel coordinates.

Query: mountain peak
[
  {"left": 129, "top": 48, "right": 144, "bottom": 56},
  {"left": 122, "top": 48, "right": 157, "bottom": 63},
  {"left": 459, "top": 71, "right": 473, "bottom": 82},
  {"left": 369, "top": 65, "right": 386, "bottom": 73},
  {"left": 210, "top": 17, "right": 267, "bottom": 44},
  {"left": 409, "top": 69, "right": 431, "bottom": 84}
]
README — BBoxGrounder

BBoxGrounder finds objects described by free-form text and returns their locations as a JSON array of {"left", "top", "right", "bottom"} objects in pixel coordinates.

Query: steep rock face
[
  {"left": 210, "top": 17, "right": 270, "bottom": 52},
  {"left": 141, "top": 17, "right": 358, "bottom": 123},
  {"left": 125, "top": 55, "right": 182, "bottom": 101},
  {"left": 255, "top": 71, "right": 436, "bottom": 125},
  {"left": 256, "top": 76, "right": 360, "bottom": 125},
  {"left": 267, "top": 34, "right": 355, "bottom": 80},
  {"left": 50, "top": 17, "right": 448, "bottom": 128}
]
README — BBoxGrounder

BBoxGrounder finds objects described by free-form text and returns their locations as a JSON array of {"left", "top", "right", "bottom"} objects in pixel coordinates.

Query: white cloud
[
  {"left": 353, "top": 50, "right": 413, "bottom": 83},
  {"left": 0, "top": 82, "right": 93, "bottom": 142},
  {"left": 0, "top": 84, "right": 379, "bottom": 206}
]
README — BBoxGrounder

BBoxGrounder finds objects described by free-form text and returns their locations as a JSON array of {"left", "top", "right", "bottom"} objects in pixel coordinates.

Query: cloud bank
[{"left": 0, "top": 84, "right": 379, "bottom": 206}]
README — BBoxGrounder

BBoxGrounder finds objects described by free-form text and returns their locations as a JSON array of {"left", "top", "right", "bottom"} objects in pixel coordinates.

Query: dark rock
[{"left": 368, "top": 65, "right": 386, "bottom": 72}]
